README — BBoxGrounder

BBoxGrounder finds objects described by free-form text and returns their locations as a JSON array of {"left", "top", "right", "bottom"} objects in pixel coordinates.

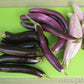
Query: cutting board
[{"left": 0, "top": 7, "right": 84, "bottom": 78}]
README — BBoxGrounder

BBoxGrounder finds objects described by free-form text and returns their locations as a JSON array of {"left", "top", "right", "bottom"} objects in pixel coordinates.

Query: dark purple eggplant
[
  {"left": 0, "top": 41, "right": 39, "bottom": 49},
  {"left": 0, "top": 45, "right": 40, "bottom": 56},
  {"left": 0, "top": 64, "right": 46, "bottom": 77},
  {"left": 0, "top": 55, "right": 42, "bottom": 64},
  {"left": 0, "top": 31, "right": 39, "bottom": 43}
]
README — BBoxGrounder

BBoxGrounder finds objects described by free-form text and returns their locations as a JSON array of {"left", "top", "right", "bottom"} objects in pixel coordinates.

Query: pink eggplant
[
  {"left": 72, "top": 3, "right": 84, "bottom": 22},
  {"left": 72, "top": 4, "right": 84, "bottom": 34},
  {"left": 63, "top": 14, "right": 82, "bottom": 67}
]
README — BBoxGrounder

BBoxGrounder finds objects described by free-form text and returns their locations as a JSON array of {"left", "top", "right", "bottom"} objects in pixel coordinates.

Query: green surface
[{"left": 0, "top": 7, "right": 84, "bottom": 78}]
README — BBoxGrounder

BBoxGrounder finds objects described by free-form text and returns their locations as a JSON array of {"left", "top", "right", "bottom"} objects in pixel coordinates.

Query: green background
[{"left": 0, "top": 7, "right": 84, "bottom": 78}]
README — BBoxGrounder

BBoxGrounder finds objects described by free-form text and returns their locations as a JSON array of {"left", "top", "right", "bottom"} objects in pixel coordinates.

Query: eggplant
[
  {"left": 72, "top": 3, "right": 84, "bottom": 22},
  {"left": 0, "top": 55, "right": 42, "bottom": 64},
  {"left": 0, "top": 31, "right": 39, "bottom": 43},
  {"left": 0, "top": 64, "right": 46, "bottom": 78},
  {"left": 29, "top": 8, "right": 68, "bottom": 31},
  {"left": 0, "top": 45, "right": 40, "bottom": 56},
  {"left": 0, "top": 41, "right": 39, "bottom": 49},
  {"left": 63, "top": 14, "right": 82, "bottom": 67}
]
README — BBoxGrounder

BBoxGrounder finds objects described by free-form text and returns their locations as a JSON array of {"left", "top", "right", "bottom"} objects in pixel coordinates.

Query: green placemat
[{"left": 0, "top": 7, "right": 84, "bottom": 78}]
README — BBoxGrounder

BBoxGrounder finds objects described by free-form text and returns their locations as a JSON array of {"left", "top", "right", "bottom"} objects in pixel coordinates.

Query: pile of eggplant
[
  {"left": 0, "top": 31, "right": 46, "bottom": 78},
  {"left": 0, "top": 3, "right": 83, "bottom": 78}
]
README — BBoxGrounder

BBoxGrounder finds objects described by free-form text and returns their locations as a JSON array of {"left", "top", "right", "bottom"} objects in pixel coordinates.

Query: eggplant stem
[
  {"left": 35, "top": 57, "right": 43, "bottom": 64},
  {"left": 64, "top": 69, "right": 68, "bottom": 76},
  {"left": 61, "top": 60, "right": 68, "bottom": 74},
  {"left": 25, "top": 14, "right": 43, "bottom": 31},
  {"left": 63, "top": 60, "right": 68, "bottom": 75},
  {"left": 0, "top": 31, "right": 6, "bottom": 42},
  {"left": 72, "top": 37, "right": 83, "bottom": 43}
]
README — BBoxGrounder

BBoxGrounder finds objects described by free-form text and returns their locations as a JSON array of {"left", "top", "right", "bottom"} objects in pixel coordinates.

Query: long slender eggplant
[
  {"left": 63, "top": 14, "right": 82, "bottom": 68},
  {"left": 36, "top": 26, "right": 63, "bottom": 72},
  {"left": 0, "top": 41, "right": 39, "bottom": 49},
  {"left": 0, "top": 55, "right": 42, "bottom": 64},
  {"left": 0, "top": 64, "right": 46, "bottom": 77},
  {"left": 21, "top": 21, "right": 81, "bottom": 42},
  {"left": 0, "top": 45, "right": 40, "bottom": 56},
  {"left": 29, "top": 8, "right": 68, "bottom": 31},
  {"left": 25, "top": 15, "right": 64, "bottom": 72},
  {"left": 0, "top": 31, "right": 39, "bottom": 43},
  {"left": 67, "top": 13, "right": 84, "bottom": 50},
  {"left": 71, "top": 4, "right": 84, "bottom": 50},
  {"left": 20, "top": 13, "right": 63, "bottom": 31}
]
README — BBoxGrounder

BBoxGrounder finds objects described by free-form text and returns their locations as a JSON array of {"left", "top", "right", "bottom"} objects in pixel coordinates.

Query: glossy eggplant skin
[
  {"left": 4, "top": 31, "right": 39, "bottom": 43},
  {"left": 48, "top": 15, "right": 65, "bottom": 30},
  {"left": 0, "top": 45, "right": 40, "bottom": 56},
  {"left": 29, "top": 8, "right": 68, "bottom": 31},
  {"left": 0, "top": 41, "right": 39, "bottom": 49},
  {"left": 0, "top": 55, "right": 42, "bottom": 64},
  {"left": 0, "top": 64, "right": 45, "bottom": 77},
  {"left": 36, "top": 25, "right": 63, "bottom": 72},
  {"left": 21, "top": 21, "right": 76, "bottom": 41}
]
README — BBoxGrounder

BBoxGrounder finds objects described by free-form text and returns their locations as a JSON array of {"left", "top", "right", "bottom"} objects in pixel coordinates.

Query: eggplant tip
[
  {"left": 72, "top": 3, "right": 78, "bottom": 8},
  {"left": 60, "top": 69, "right": 64, "bottom": 72}
]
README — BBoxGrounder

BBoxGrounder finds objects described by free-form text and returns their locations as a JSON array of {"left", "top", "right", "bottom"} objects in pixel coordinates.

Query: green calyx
[
  {"left": 25, "top": 14, "right": 43, "bottom": 31},
  {"left": 0, "top": 31, "right": 6, "bottom": 42},
  {"left": 72, "top": 37, "right": 83, "bottom": 43},
  {"left": 61, "top": 60, "right": 68, "bottom": 76}
]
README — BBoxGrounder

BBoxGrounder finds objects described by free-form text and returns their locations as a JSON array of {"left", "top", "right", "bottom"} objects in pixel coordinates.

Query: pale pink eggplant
[
  {"left": 72, "top": 3, "right": 84, "bottom": 22},
  {"left": 63, "top": 14, "right": 82, "bottom": 67}
]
